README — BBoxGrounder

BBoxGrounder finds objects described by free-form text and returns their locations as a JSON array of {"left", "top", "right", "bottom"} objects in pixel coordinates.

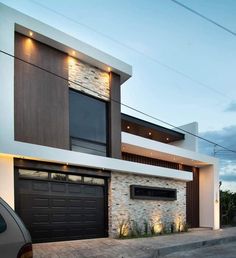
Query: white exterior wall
[
  {"left": 199, "top": 163, "right": 220, "bottom": 229},
  {"left": 170, "top": 122, "right": 198, "bottom": 152},
  {"left": 0, "top": 156, "right": 14, "bottom": 209}
]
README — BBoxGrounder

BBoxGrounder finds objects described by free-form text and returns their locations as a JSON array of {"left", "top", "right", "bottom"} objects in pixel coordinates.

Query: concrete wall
[
  {"left": 109, "top": 172, "right": 186, "bottom": 237},
  {"left": 170, "top": 122, "right": 198, "bottom": 152},
  {"left": 0, "top": 156, "right": 14, "bottom": 209},
  {"left": 199, "top": 163, "right": 220, "bottom": 229}
]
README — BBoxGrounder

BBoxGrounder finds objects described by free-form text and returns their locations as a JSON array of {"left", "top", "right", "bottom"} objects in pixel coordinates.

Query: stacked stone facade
[
  {"left": 109, "top": 172, "right": 186, "bottom": 237},
  {"left": 68, "top": 57, "right": 110, "bottom": 100}
]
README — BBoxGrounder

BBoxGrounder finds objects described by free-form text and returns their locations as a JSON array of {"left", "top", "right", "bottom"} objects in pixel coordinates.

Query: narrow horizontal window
[
  {"left": 71, "top": 137, "right": 107, "bottom": 156},
  {"left": 130, "top": 185, "right": 177, "bottom": 201},
  {"left": 19, "top": 169, "right": 48, "bottom": 179},
  {"left": 51, "top": 173, "right": 67, "bottom": 181},
  {"left": 68, "top": 175, "right": 82, "bottom": 183},
  {"left": 84, "top": 177, "right": 105, "bottom": 185}
]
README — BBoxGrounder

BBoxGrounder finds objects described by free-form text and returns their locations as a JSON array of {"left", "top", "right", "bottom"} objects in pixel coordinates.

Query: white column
[
  {"left": 199, "top": 163, "right": 220, "bottom": 229},
  {"left": 0, "top": 156, "right": 14, "bottom": 209}
]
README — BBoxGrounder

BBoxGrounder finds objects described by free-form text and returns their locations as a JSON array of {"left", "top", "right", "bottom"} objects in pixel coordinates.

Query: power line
[
  {"left": 28, "top": 0, "right": 234, "bottom": 101},
  {"left": 170, "top": 0, "right": 236, "bottom": 37},
  {"left": 1, "top": 49, "right": 236, "bottom": 155}
]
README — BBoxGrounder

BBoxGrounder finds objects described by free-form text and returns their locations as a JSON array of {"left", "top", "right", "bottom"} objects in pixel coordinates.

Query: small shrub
[
  {"left": 117, "top": 219, "right": 130, "bottom": 238},
  {"left": 130, "top": 221, "right": 142, "bottom": 237},
  {"left": 143, "top": 219, "right": 149, "bottom": 235}
]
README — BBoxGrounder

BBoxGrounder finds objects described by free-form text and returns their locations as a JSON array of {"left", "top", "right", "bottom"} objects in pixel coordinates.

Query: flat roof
[
  {"left": 0, "top": 3, "right": 132, "bottom": 84},
  {"left": 122, "top": 113, "right": 185, "bottom": 143}
]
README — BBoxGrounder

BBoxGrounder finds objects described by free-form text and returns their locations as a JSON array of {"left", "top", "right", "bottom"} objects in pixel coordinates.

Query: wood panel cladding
[
  {"left": 122, "top": 152, "right": 180, "bottom": 170},
  {"left": 186, "top": 168, "right": 199, "bottom": 228},
  {"left": 14, "top": 33, "right": 70, "bottom": 149},
  {"left": 109, "top": 72, "right": 121, "bottom": 158}
]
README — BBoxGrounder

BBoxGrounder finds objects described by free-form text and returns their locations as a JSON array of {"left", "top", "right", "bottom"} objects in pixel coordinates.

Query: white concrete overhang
[
  {"left": 0, "top": 138, "right": 192, "bottom": 182},
  {"left": 122, "top": 132, "right": 218, "bottom": 167},
  {"left": 0, "top": 3, "right": 132, "bottom": 84}
]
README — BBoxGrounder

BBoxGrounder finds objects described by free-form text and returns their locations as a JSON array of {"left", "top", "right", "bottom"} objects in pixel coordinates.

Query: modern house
[{"left": 0, "top": 3, "right": 219, "bottom": 243}]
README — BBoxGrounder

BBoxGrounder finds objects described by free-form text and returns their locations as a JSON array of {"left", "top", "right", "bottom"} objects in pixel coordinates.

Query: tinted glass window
[
  {"left": 84, "top": 177, "right": 105, "bottom": 185},
  {"left": 68, "top": 175, "right": 82, "bottom": 183},
  {"left": 0, "top": 214, "right": 7, "bottom": 233},
  {"left": 19, "top": 169, "right": 48, "bottom": 179},
  {"left": 71, "top": 138, "right": 106, "bottom": 156},
  {"left": 130, "top": 185, "right": 176, "bottom": 200},
  {"left": 51, "top": 173, "right": 67, "bottom": 181},
  {"left": 69, "top": 90, "right": 107, "bottom": 143}
]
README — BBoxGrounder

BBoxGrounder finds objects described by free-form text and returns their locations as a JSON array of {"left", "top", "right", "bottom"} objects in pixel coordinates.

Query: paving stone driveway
[{"left": 33, "top": 227, "right": 236, "bottom": 258}]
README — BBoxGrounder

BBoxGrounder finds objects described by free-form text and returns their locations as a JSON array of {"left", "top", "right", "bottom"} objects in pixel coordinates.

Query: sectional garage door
[{"left": 16, "top": 169, "right": 107, "bottom": 243}]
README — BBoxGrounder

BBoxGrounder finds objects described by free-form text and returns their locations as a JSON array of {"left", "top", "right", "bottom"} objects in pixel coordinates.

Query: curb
[{"left": 152, "top": 235, "right": 236, "bottom": 257}]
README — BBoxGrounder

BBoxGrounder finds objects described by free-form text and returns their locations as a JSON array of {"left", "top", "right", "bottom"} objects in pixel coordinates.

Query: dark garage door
[{"left": 16, "top": 169, "right": 107, "bottom": 243}]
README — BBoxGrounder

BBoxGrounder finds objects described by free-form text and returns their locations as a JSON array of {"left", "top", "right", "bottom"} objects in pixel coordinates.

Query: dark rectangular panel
[
  {"left": 109, "top": 72, "right": 121, "bottom": 158},
  {"left": 14, "top": 32, "right": 70, "bottom": 149},
  {"left": 186, "top": 168, "right": 199, "bottom": 228}
]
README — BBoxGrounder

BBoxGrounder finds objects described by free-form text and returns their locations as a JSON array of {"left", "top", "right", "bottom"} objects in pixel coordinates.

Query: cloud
[
  {"left": 199, "top": 125, "right": 236, "bottom": 160},
  {"left": 199, "top": 126, "right": 236, "bottom": 190},
  {"left": 225, "top": 101, "right": 236, "bottom": 112}
]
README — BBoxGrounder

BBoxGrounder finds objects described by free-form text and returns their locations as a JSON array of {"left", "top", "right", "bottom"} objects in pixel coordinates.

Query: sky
[{"left": 1, "top": 0, "right": 236, "bottom": 190}]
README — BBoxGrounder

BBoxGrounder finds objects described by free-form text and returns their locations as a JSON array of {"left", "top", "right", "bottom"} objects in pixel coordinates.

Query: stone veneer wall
[
  {"left": 68, "top": 56, "right": 110, "bottom": 100},
  {"left": 109, "top": 172, "right": 186, "bottom": 237}
]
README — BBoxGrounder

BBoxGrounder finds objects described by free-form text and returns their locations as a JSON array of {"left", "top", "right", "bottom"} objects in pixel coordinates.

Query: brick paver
[{"left": 33, "top": 227, "right": 236, "bottom": 258}]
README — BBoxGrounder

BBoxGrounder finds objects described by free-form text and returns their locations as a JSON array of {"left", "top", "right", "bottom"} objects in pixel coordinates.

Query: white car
[{"left": 0, "top": 198, "right": 33, "bottom": 258}]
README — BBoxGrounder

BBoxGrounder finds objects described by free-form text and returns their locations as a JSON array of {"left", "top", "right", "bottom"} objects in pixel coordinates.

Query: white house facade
[{"left": 0, "top": 3, "right": 219, "bottom": 243}]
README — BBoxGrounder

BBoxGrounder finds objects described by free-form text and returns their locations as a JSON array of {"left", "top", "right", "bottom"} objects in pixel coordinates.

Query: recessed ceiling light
[
  {"left": 127, "top": 125, "right": 130, "bottom": 129},
  {"left": 148, "top": 132, "right": 152, "bottom": 136},
  {"left": 166, "top": 137, "right": 169, "bottom": 141},
  {"left": 108, "top": 67, "right": 111, "bottom": 72},
  {"left": 72, "top": 51, "right": 76, "bottom": 56},
  {"left": 29, "top": 31, "right": 33, "bottom": 37}
]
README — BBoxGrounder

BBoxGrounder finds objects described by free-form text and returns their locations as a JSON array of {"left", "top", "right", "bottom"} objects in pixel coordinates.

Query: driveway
[{"left": 33, "top": 227, "right": 236, "bottom": 258}]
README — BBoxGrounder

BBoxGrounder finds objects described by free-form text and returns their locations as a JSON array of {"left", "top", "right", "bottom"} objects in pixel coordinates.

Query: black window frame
[
  {"left": 130, "top": 185, "right": 177, "bottom": 201},
  {"left": 69, "top": 88, "right": 109, "bottom": 156}
]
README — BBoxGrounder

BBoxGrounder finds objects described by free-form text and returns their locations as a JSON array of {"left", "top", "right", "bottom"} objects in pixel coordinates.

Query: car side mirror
[{"left": 0, "top": 214, "right": 7, "bottom": 233}]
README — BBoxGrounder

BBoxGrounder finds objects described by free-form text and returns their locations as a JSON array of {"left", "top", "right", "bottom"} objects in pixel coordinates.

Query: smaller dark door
[{"left": 186, "top": 168, "right": 199, "bottom": 228}]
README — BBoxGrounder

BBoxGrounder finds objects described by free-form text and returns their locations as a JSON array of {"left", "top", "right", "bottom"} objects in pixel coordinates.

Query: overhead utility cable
[
  {"left": 170, "top": 0, "right": 236, "bottom": 37},
  {"left": 1, "top": 49, "right": 236, "bottom": 155},
  {"left": 29, "top": 0, "right": 233, "bottom": 101}
]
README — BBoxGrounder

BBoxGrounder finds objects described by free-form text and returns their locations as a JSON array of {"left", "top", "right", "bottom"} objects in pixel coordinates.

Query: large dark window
[
  {"left": 69, "top": 90, "right": 107, "bottom": 156},
  {"left": 130, "top": 185, "right": 177, "bottom": 201}
]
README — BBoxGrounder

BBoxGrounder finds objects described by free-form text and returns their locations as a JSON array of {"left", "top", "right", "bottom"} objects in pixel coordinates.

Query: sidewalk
[{"left": 33, "top": 227, "right": 236, "bottom": 258}]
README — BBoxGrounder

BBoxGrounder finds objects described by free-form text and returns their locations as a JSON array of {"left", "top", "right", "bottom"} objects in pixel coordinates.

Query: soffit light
[{"left": 29, "top": 31, "right": 33, "bottom": 37}]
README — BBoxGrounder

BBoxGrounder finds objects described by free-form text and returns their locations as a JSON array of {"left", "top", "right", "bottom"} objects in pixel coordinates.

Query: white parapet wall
[
  {"left": 170, "top": 122, "right": 199, "bottom": 152},
  {"left": 0, "top": 156, "right": 14, "bottom": 209}
]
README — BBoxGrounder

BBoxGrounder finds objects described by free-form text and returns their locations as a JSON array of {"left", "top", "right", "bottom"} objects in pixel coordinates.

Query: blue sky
[{"left": 1, "top": 0, "right": 236, "bottom": 190}]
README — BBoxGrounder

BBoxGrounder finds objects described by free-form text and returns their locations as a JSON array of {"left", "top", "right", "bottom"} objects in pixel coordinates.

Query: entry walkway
[{"left": 33, "top": 227, "right": 236, "bottom": 258}]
